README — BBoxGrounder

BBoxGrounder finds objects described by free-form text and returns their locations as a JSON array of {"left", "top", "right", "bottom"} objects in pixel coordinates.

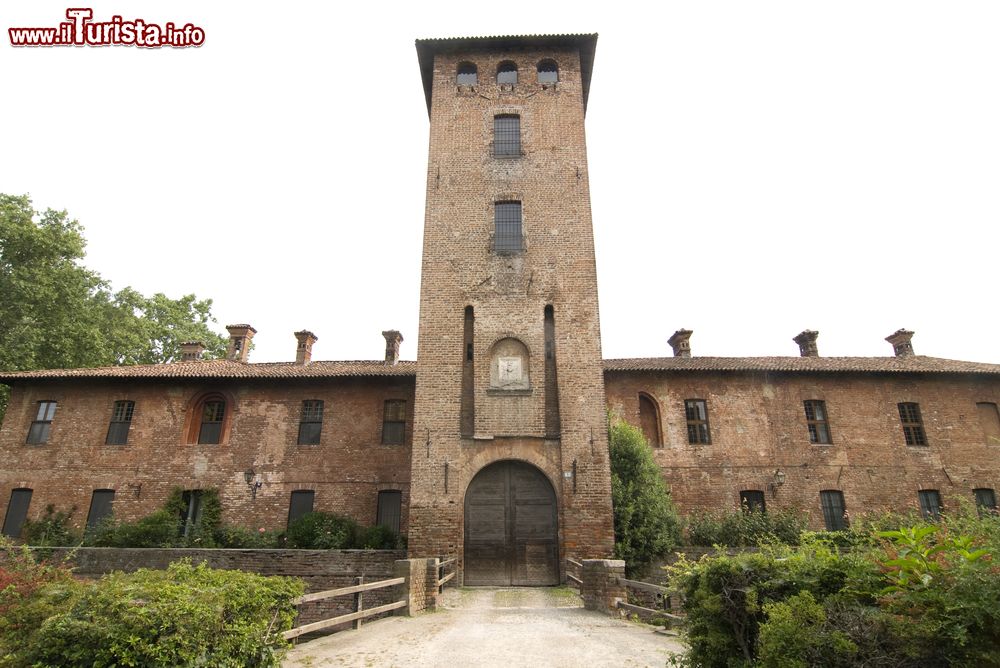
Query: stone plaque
[{"left": 498, "top": 357, "right": 522, "bottom": 384}]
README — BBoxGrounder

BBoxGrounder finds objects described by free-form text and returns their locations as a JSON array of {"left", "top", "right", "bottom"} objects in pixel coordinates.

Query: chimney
[
  {"left": 294, "top": 330, "right": 318, "bottom": 365},
  {"left": 885, "top": 329, "right": 915, "bottom": 357},
  {"left": 179, "top": 341, "right": 205, "bottom": 362},
  {"left": 793, "top": 330, "right": 819, "bottom": 357},
  {"left": 226, "top": 324, "right": 256, "bottom": 363},
  {"left": 668, "top": 329, "right": 693, "bottom": 358},
  {"left": 382, "top": 330, "right": 403, "bottom": 365}
]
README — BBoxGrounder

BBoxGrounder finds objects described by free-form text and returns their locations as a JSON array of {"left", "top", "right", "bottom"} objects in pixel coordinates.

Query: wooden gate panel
[{"left": 465, "top": 461, "right": 558, "bottom": 586}]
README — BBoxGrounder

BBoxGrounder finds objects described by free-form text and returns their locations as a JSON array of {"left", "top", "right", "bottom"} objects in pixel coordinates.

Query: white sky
[{"left": 3, "top": 1, "right": 998, "bottom": 365}]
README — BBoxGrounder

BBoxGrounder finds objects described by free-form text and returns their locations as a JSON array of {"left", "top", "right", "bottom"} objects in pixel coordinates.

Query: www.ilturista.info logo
[{"left": 9, "top": 8, "right": 204, "bottom": 48}]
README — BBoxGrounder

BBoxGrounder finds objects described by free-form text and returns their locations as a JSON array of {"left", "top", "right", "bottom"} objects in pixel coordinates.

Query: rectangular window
[
  {"left": 685, "top": 399, "right": 711, "bottom": 444},
  {"left": 820, "top": 490, "right": 847, "bottom": 531},
  {"left": 2, "top": 489, "right": 32, "bottom": 538},
  {"left": 494, "top": 201, "right": 522, "bottom": 254},
  {"left": 898, "top": 402, "right": 927, "bottom": 446},
  {"left": 918, "top": 490, "right": 942, "bottom": 520},
  {"left": 977, "top": 402, "right": 1000, "bottom": 446},
  {"left": 287, "top": 490, "right": 315, "bottom": 528},
  {"left": 739, "top": 490, "right": 766, "bottom": 513},
  {"left": 198, "top": 401, "right": 225, "bottom": 445},
  {"left": 377, "top": 490, "right": 402, "bottom": 535},
  {"left": 86, "top": 490, "right": 115, "bottom": 530},
  {"left": 974, "top": 488, "right": 997, "bottom": 515},
  {"left": 493, "top": 114, "right": 521, "bottom": 157},
  {"left": 180, "top": 490, "right": 204, "bottom": 537},
  {"left": 381, "top": 400, "right": 406, "bottom": 445},
  {"left": 804, "top": 400, "right": 832, "bottom": 444},
  {"left": 298, "top": 400, "right": 324, "bottom": 445},
  {"left": 26, "top": 401, "right": 56, "bottom": 444},
  {"left": 105, "top": 400, "right": 135, "bottom": 445}
]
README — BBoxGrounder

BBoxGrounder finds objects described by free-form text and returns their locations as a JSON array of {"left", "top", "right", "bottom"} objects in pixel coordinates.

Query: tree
[
  {"left": 0, "top": 194, "right": 227, "bottom": 421},
  {"left": 609, "top": 416, "right": 682, "bottom": 575}
]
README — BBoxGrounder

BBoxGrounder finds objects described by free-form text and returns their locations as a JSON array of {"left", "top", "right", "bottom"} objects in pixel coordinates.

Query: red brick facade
[{"left": 2, "top": 35, "right": 999, "bottom": 582}]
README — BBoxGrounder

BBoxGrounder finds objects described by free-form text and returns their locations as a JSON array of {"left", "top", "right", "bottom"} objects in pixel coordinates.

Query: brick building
[{"left": 2, "top": 34, "right": 999, "bottom": 584}]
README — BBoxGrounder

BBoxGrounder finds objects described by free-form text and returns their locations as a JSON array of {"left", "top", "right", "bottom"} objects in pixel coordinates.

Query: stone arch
[
  {"left": 638, "top": 392, "right": 662, "bottom": 447},
  {"left": 463, "top": 458, "right": 559, "bottom": 586}
]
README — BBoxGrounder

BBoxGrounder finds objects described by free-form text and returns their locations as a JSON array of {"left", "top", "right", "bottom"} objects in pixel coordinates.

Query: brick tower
[{"left": 411, "top": 35, "right": 614, "bottom": 584}]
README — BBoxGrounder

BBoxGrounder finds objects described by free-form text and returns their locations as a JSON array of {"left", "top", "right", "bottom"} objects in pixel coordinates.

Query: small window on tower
[
  {"left": 457, "top": 62, "right": 477, "bottom": 86},
  {"left": 497, "top": 61, "right": 518, "bottom": 85},
  {"left": 493, "top": 114, "right": 521, "bottom": 157},
  {"left": 537, "top": 59, "right": 558, "bottom": 84},
  {"left": 493, "top": 201, "right": 522, "bottom": 254}
]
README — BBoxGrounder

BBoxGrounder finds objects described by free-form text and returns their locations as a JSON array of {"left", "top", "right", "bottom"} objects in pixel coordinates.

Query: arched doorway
[{"left": 464, "top": 460, "right": 559, "bottom": 586}]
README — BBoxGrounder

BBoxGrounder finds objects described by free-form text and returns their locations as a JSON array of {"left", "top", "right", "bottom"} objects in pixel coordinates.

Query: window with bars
[
  {"left": 918, "top": 489, "right": 942, "bottom": 520},
  {"left": 26, "top": 401, "right": 56, "bottom": 444},
  {"left": 382, "top": 400, "right": 406, "bottom": 445},
  {"left": 493, "top": 114, "right": 521, "bottom": 157},
  {"left": 198, "top": 400, "right": 225, "bottom": 445},
  {"left": 820, "top": 490, "right": 848, "bottom": 530},
  {"left": 497, "top": 61, "right": 518, "bottom": 85},
  {"left": 86, "top": 489, "right": 115, "bottom": 530},
  {"left": 298, "top": 400, "right": 324, "bottom": 445},
  {"left": 804, "top": 400, "right": 832, "bottom": 444},
  {"left": 377, "top": 490, "right": 402, "bottom": 535},
  {"left": 740, "top": 490, "right": 766, "bottom": 513},
  {"left": 494, "top": 201, "right": 522, "bottom": 254},
  {"left": 898, "top": 402, "right": 927, "bottom": 446},
  {"left": 974, "top": 488, "right": 997, "bottom": 515},
  {"left": 287, "top": 490, "right": 315, "bottom": 528},
  {"left": 457, "top": 62, "right": 477, "bottom": 86},
  {"left": 537, "top": 59, "right": 558, "bottom": 83},
  {"left": 685, "top": 399, "right": 711, "bottom": 444},
  {"left": 105, "top": 400, "right": 135, "bottom": 445},
  {"left": 2, "top": 489, "right": 32, "bottom": 538}
]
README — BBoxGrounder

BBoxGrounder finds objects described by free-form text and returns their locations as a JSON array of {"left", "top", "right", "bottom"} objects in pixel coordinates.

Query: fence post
[{"left": 353, "top": 575, "right": 364, "bottom": 630}]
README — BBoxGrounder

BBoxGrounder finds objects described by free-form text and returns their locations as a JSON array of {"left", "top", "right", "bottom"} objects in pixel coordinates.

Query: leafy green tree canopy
[
  {"left": 609, "top": 416, "right": 682, "bottom": 575},
  {"left": 0, "top": 193, "right": 227, "bottom": 419}
]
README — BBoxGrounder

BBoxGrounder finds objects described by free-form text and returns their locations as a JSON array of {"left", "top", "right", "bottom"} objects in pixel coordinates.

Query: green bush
[
  {"left": 609, "top": 418, "right": 682, "bottom": 575},
  {"left": 214, "top": 525, "right": 283, "bottom": 549},
  {"left": 685, "top": 506, "right": 808, "bottom": 547},
  {"left": 24, "top": 560, "right": 303, "bottom": 668},
  {"left": 285, "top": 512, "right": 360, "bottom": 549},
  {"left": 668, "top": 511, "right": 1000, "bottom": 667},
  {"left": 83, "top": 508, "right": 182, "bottom": 548},
  {"left": 358, "top": 524, "right": 405, "bottom": 550},
  {"left": 21, "top": 505, "right": 81, "bottom": 547}
]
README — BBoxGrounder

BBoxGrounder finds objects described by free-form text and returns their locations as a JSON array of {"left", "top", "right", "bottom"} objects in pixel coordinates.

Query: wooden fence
[
  {"left": 617, "top": 577, "right": 684, "bottom": 627},
  {"left": 282, "top": 575, "right": 407, "bottom": 640}
]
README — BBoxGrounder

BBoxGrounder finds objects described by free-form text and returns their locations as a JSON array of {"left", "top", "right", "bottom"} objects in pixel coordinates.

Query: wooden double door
[{"left": 464, "top": 460, "right": 559, "bottom": 586}]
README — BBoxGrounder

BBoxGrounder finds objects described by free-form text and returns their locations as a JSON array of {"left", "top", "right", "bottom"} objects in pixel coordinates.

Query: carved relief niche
[{"left": 489, "top": 337, "right": 531, "bottom": 392}]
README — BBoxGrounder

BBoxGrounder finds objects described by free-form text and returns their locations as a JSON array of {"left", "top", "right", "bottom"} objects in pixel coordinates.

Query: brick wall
[
  {"left": 606, "top": 370, "right": 1000, "bottom": 528},
  {"left": 0, "top": 377, "right": 414, "bottom": 535}
]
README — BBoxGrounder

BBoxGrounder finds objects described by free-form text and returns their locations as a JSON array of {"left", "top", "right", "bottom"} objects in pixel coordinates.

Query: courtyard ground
[{"left": 284, "top": 586, "right": 685, "bottom": 667}]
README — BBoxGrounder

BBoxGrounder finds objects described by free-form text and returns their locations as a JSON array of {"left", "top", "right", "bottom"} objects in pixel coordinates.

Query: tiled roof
[
  {"left": 4, "top": 355, "right": 999, "bottom": 384},
  {"left": 602, "top": 355, "right": 1000, "bottom": 375},
  {"left": 0, "top": 359, "right": 417, "bottom": 382}
]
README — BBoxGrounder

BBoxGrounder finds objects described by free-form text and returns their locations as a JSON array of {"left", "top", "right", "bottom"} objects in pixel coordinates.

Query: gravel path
[{"left": 284, "top": 587, "right": 685, "bottom": 668}]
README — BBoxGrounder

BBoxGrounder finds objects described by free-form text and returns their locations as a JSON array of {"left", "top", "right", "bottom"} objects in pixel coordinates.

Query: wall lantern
[
  {"left": 768, "top": 469, "right": 786, "bottom": 497},
  {"left": 244, "top": 468, "right": 263, "bottom": 500}
]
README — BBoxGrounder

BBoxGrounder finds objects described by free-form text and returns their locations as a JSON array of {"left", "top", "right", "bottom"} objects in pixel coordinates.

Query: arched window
[
  {"left": 185, "top": 392, "right": 232, "bottom": 444},
  {"left": 537, "top": 59, "right": 558, "bottom": 84},
  {"left": 457, "top": 62, "right": 478, "bottom": 86},
  {"left": 638, "top": 393, "right": 662, "bottom": 447},
  {"left": 497, "top": 61, "right": 518, "bottom": 85}
]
